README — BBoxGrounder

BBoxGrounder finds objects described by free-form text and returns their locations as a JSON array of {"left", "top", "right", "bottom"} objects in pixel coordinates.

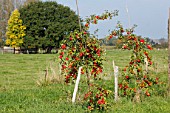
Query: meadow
[{"left": 0, "top": 49, "right": 170, "bottom": 113}]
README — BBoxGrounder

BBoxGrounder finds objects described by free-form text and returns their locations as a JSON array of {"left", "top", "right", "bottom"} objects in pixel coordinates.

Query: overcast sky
[{"left": 43, "top": 0, "right": 170, "bottom": 39}]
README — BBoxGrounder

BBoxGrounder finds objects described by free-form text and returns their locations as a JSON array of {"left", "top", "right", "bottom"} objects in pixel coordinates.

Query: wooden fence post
[
  {"left": 72, "top": 66, "right": 82, "bottom": 103},
  {"left": 113, "top": 61, "right": 119, "bottom": 101},
  {"left": 76, "top": 0, "right": 82, "bottom": 31},
  {"left": 45, "top": 67, "right": 48, "bottom": 82},
  {"left": 168, "top": 8, "right": 170, "bottom": 95},
  {"left": 2, "top": 47, "right": 4, "bottom": 55}
]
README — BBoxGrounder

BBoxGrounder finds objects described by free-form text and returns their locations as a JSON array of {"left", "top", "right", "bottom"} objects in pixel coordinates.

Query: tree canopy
[
  {"left": 0, "top": 0, "right": 14, "bottom": 47},
  {"left": 19, "top": 1, "right": 80, "bottom": 53},
  {"left": 6, "top": 9, "right": 26, "bottom": 49}
]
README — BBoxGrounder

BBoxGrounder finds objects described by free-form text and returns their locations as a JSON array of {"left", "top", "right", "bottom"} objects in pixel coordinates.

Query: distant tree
[
  {"left": 150, "top": 40, "right": 156, "bottom": 45},
  {"left": 145, "top": 37, "right": 150, "bottom": 42},
  {"left": 19, "top": 1, "right": 80, "bottom": 53},
  {"left": 12, "top": 0, "right": 25, "bottom": 9},
  {"left": 106, "top": 37, "right": 116, "bottom": 46},
  {"left": 100, "top": 36, "right": 117, "bottom": 46},
  {"left": 23, "top": 0, "right": 39, "bottom": 6},
  {"left": 152, "top": 38, "right": 168, "bottom": 49},
  {"left": 0, "top": 0, "right": 26, "bottom": 47},
  {"left": 159, "top": 38, "right": 166, "bottom": 44},
  {"left": 159, "top": 38, "right": 168, "bottom": 48},
  {"left": 5, "top": 9, "right": 26, "bottom": 53},
  {"left": 0, "top": 0, "right": 14, "bottom": 47}
]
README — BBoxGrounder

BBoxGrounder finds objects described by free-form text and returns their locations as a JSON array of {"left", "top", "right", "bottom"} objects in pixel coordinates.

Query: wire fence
[
  {"left": 101, "top": 49, "right": 168, "bottom": 79},
  {"left": 0, "top": 48, "right": 47, "bottom": 54},
  {"left": 0, "top": 47, "right": 168, "bottom": 75}
]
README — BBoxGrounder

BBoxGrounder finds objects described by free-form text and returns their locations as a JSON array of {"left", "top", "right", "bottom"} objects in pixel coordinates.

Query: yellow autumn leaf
[
  {"left": 6, "top": 39, "right": 11, "bottom": 45},
  {"left": 18, "top": 20, "right": 22, "bottom": 24},
  {"left": 12, "top": 41, "right": 16, "bottom": 45},
  {"left": 19, "top": 39, "right": 23, "bottom": 44},
  {"left": 21, "top": 33, "right": 26, "bottom": 37}
]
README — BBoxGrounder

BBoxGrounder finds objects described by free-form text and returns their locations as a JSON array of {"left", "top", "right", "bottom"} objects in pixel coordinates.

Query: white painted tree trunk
[
  {"left": 72, "top": 66, "right": 82, "bottom": 103},
  {"left": 114, "top": 66, "right": 119, "bottom": 101},
  {"left": 144, "top": 57, "right": 148, "bottom": 73},
  {"left": 113, "top": 61, "right": 119, "bottom": 101}
]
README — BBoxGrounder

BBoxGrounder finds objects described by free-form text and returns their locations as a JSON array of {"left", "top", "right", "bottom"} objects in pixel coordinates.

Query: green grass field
[{"left": 0, "top": 50, "right": 170, "bottom": 113}]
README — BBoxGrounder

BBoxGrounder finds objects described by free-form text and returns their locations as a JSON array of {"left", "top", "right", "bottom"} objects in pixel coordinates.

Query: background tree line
[
  {"left": 100, "top": 36, "right": 168, "bottom": 49},
  {"left": 0, "top": 0, "right": 168, "bottom": 53},
  {"left": 1, "top": 0, "right": 80, "bottom": 53}
]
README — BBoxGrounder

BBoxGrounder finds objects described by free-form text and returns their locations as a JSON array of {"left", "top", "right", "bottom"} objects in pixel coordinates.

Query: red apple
[
  {"left": 65, "top": 57, "right": 69, "bottom": 61},
  {"left": 69, "top": 37, "right": 73, "bottom": 40},
  {"left": 95, "top": 15, "right": 99, "bottom": 19},
  {"left": 61, "top": 44, "right": 66, "bottom": 49},
  {"left": 59, "top": 55, "right": 63, "bottom": 59},
  {"left": 85, "top": 23, "right": 89, "bottom": 27},
  {"left": 140, "top": 39, "right": 145, "bottom": 43}
]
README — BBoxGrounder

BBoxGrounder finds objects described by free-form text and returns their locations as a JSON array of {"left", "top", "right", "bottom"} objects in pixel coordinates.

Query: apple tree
[
  {"left": 108, "top": 23, "right": 161, "bottom": 101},
  {"left": 59, "top": 10, "right": 118, "bottom": 111}
]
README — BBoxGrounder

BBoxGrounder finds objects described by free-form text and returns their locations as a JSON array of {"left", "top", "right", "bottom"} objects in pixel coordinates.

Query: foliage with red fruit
[
  {"left": 59, "top": 10, "right": 118, "bottom": 111},
  {"left": 83, "top": 84, "right": 111, "bottom": 111},
  {"left": 108, "top": 23, "right": 160, "bottom": 100},
  {"left": 59, "top": 10, "right": 118, "bottom": 84}
]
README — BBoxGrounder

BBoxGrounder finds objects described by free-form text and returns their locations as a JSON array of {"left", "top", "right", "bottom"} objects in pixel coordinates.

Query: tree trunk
[
  {"left": 46, "top": 46, "right": 52, "bottom": 54},
  {"left": 133, "top": 89, "right": 141, "bottom": 103},
  {"left": 35, "top": 47, "right": 38, "bottom": 54},
  {"left": 14, "top": 47, "right": 15, "bottom": 54},
  {"left": 168, "top": 8, "right": 170, "bottom": 96},
  {"left": 86, "top": 69, "right": 91, "bottom": 90}
]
